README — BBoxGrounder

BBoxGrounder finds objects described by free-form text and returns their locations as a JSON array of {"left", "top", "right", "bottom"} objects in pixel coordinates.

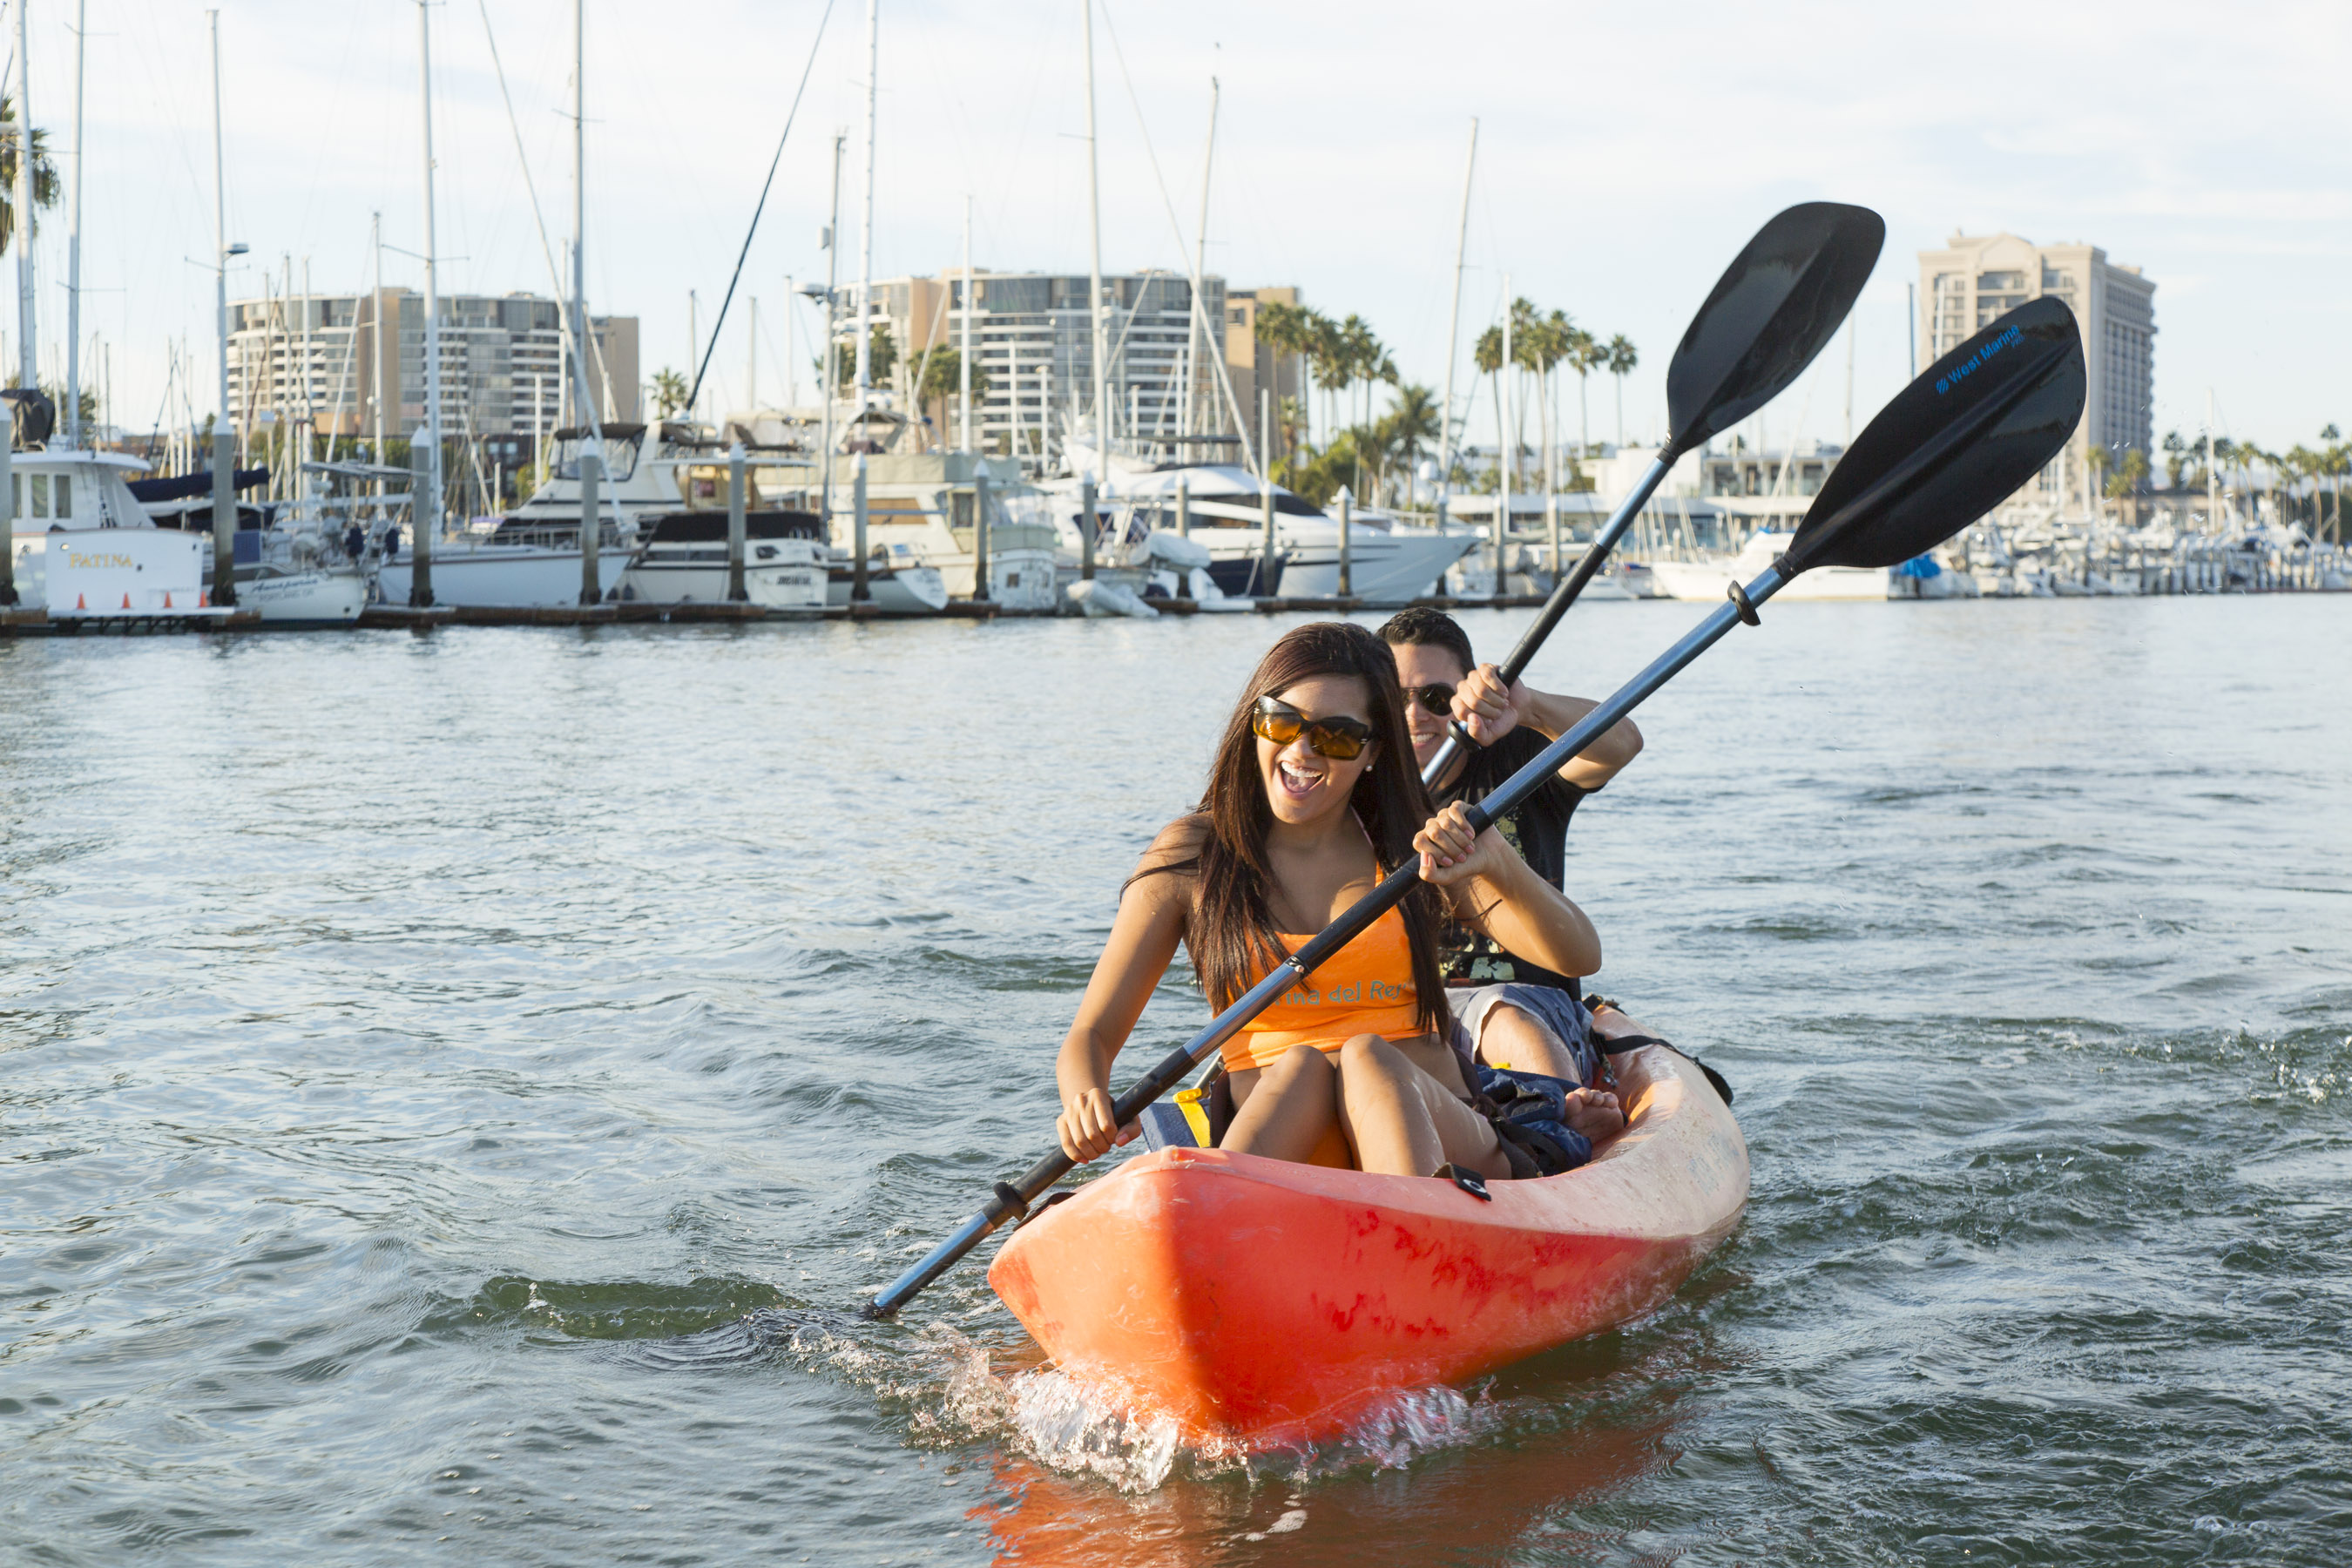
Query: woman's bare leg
[
  {"left": 1334, "top": 1035, "right": 1511, "bottom": 1179},
  {"left": 1222, "top": 1045, "right": 1342, "bottom": 1164}
]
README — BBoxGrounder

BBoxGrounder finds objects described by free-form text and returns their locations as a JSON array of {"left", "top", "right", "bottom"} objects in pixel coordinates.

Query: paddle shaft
[
  {"left": 1420, "top": 453, "right": 1673, "bottom": 789},
  {"left": 866, "top": 556, "right": 1790, "bottom": 1319}
]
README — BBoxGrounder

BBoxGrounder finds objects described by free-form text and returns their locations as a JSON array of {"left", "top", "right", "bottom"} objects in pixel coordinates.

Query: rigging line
[
  {"left": 1093, "top": 0, "right": 1255, "bottom": 476},
  {"left": 474, "top": 0, "right": 571, "bottom": 367},
  {"left": 686, "top": 0, "right": 838, "bottom": 414}
]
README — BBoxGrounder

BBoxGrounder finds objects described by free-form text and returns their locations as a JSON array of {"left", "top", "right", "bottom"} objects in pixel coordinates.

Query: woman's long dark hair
[{"left": 1140, "top": 620, "right": 1450, "bottom": 1039}]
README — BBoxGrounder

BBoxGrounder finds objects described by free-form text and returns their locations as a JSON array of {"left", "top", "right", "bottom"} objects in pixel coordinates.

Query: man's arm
[
  {"left": 1452, "top": 663, "right": 1644, "bottom": 790},
  {"left": 1517, "top": 686, "right": 1642, "bottom": 790}
]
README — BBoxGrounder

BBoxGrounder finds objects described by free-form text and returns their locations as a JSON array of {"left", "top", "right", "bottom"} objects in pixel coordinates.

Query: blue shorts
[{"left": 1448, "top": 983, "right": 1598, "bottom": 1087}]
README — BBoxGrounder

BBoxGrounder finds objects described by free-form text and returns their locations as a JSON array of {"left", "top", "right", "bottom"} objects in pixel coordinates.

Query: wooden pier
[{"left": 1, "top": 607, "right": 263, "bottom": 636}]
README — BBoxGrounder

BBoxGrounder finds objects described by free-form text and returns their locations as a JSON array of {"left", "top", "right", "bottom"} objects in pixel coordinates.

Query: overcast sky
[{"left": 34, "top": 0, "right": 2352, "bottom": 457}]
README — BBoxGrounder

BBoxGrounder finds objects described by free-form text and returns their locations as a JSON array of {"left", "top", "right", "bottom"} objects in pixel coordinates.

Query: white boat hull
[
  {"left": 10, "top": 526, "right": 210, "bottom": 612},
  {"left": 1649, "top": 558, "right": 1889, "bottom": 600},
  {"left": 827, "top": 564, "right": 949, "bottom": 614},
  {"left": 620, "top": 552, "right": 828, "bottom": 616},
  {"left": 941, "top": 547, "right": 1059, "bottom": 611},
  {"left": 241, "top": 566, "right": 367, "bottom": 625},
  {"left": 1274, "top": 531, "right": 1482, "bottom": 604},
  {"left": 376, "top": 544, "right": 639, "bottom": 608}
]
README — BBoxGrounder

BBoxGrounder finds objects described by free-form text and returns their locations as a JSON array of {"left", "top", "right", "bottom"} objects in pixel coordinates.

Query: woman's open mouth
[{"left": 1275, "top": 758, "right": 1325, "bottom": 801}]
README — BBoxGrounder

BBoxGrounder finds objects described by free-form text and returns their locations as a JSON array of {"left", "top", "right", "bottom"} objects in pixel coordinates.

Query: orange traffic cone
[
  {"left": 76, "top": 593, "right": 86, "bottom": 610},
  {"left": 121, "top": 592, "right": 132, "bottom": 609},
  {"left": 163, "top": 591, "right": 173, "bottom": 609},
  {"left": 199, "top": 590, "right": 209, "bottom": 607}
]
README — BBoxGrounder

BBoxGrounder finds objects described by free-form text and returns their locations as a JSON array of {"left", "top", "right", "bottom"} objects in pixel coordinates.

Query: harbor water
[{"left": 3, "top": 598, "right": 2347, "bottom": 1564}]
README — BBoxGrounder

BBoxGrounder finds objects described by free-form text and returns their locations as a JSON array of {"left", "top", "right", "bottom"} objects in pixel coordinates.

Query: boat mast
[
  {"left": 206, "top": 9, "right": 236, "bottom": 606},
  {"left": 370, "top": 211, "right": 384, "bottom": 466},
  {"left": 747, "top": 294, "right": 757, "bottom": 411},
  {"left": 1183, "top": 75, "right": 1216, "bottom": 444},
  {"left": 66, "top": 0, "right": 85, "bottom": 448},
  {"left": 416, "top": 0, "right": 442, "bottom": 603},
  {"left": 1436, "top": 118, "right": 1476, "bottom": 522},
  {"left": 1081, "top": 0, "right": 1108, "bottom": 482},
  {"left": 819, "top": 131, "right": 841, "bottom": 519},
  {"left": 854, "top": 0, "right": 875, "bottom": 421},
  {"left": 958, "top": 193, "right": 971, "bottom": 453},
  {"left": 571, "top": 0, "right": 600, "bottom": 605},
  {"left": 1497, "top": 273, "right": 1511, "bottom": 597},
  {"left": 16, "top": 0, "right": 37, "bottom": 402}
]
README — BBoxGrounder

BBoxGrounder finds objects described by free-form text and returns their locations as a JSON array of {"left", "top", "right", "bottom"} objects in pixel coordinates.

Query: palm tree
[
  {"left": 1605, "top": 335, "right": 1638, "bottom": 448},
  {"left": 2322, "top": 424, "right": 2344, "bottom": 543},
  {"left": 651, "top": 368, "right": 689, "bottom": 419},
  {"left": 1472, "top": 321, "right": 1505, "bottom": 493},
  {"left": 1379, "top": 382, "right": 1441, "bottom": 508},
  {"left": 2112, "top": 448, "right": 2149, "bottom": 530},
  {"left": 0, "top": 97, "right": 59, "bottom": 256},
  {"left": 1254, "top": 301, "right": 1315, "bottom": 458},
  {"left": 2086, "top": 443, "right": 2112, "bottom": 521},
  {"left": 917, "top": 348, "right": 990, "bottom": 446},
  {"left": 1565, "top": 328, "right": 1603, "bottom": 458}
]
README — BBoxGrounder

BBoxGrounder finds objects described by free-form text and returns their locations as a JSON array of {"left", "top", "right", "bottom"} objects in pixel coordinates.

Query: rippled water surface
[{"left": 3, "top": 598, "right": 2348, "bottom": 1565}]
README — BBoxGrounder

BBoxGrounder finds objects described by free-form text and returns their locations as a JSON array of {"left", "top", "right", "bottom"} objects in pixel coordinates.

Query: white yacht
[
  {"left": 7, "top": 447, "right": 223, "bottom": 618},
  {"left": 135, "top": 463, "right": 371, "bottom": 626},
  {"left": 1648, "top": 530, "right": 1890, "bottom": 602},
  {"left": 624, "top": 509, "right": 827, "bottom": 615},
  {"left": 831, "top": 448, "right": 1058, "bottom": 611},
  {"left": 1108, "top": 466, "right": 1478, "bottom": 604}
]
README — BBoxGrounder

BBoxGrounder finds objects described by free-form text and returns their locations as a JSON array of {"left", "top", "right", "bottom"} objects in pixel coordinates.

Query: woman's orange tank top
[{"left": 1220, "top": 904, "right": 1423, "bottom": 1073}]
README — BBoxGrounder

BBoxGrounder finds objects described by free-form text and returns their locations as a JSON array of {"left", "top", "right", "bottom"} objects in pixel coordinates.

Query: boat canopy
[
  {"left": 641, "top": 510, "right": 822, "bottom": 544},
  {"left": 127, "top": 467, "right": 272, "bottom": 503}
]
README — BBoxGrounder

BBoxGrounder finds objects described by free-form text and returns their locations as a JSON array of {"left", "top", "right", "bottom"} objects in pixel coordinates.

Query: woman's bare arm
[{"left": 1053, "top": 818, "right": 1201, "bottom": 1160}]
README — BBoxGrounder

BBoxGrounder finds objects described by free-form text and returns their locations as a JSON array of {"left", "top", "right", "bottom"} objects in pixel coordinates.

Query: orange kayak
[{"left": 987, "top": 1044, "right": 1748, "bottom": 1449}]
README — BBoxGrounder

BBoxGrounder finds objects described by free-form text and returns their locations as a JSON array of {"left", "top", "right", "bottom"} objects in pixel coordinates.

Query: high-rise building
[
  {"left": 845, "top": 270, "right": 1279, "bottom": 473},
  {"left": 1917, "top": 233, "right": 2155, "bottom": 507},
  {"left": 224, "top": 287, "right": 639, "bottom": 450}
]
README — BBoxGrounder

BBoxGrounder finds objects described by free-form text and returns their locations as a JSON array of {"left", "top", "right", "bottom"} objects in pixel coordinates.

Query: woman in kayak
[{"left": 1055, "top": 620, "right": 1612, "bottom": 1179}]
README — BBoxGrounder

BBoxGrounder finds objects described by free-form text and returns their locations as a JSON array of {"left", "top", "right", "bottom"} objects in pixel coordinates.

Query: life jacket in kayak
[{"left": 1218, "top": 904, "right": 1423, "bottom": 1073}]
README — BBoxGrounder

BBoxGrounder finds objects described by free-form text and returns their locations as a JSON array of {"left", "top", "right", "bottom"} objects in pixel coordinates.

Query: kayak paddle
[
  {"left": 867, "top": 297, "right": 2083, "bottom": 1320},
  {"left": 1423, "top": 199, "right": 1886, "bottom": 787}
]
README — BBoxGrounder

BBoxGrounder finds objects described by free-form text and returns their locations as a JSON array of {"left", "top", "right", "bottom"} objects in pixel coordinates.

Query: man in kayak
[{"left": 1381, "top": 607, "right": 1641, "bottom": 1139}]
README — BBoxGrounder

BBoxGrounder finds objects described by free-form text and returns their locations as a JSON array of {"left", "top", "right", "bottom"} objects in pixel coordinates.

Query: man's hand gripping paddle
[
  {"left": 1423, "top": 200, "right": 1885, "bottom": 787},
  {"left": 866, "top": 297, "right": 2085, "bottom": 1321}
]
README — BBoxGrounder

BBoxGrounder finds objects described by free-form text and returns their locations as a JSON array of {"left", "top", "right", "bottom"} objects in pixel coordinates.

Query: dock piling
[
  {"left": 0, "top": 404, "right": 13, "bottom": 606},
  {"left": 213, "top": 427, "right": 239, "bottom": 606},
  {"left": 851, "top": 453, "right": 871, "bottom": 602},
  {"left": 726, "top": 440, "right": 747, "bottom": 602},
  {"left": 1079, "top": 476, "right": 1096, "bottom": 582},
  {"left": 971, "top": 470, "right": 991, "bottom": 602},
  {"left": 578, "top": 441, "right": 602, "bottom": 605},
  {"left": 1337, "top": 487, "right": 1352, "bottom": 600}
]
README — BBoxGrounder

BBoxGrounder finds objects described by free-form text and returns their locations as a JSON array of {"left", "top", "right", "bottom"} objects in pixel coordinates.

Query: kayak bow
[{"left": 988, "top": 1044, "right": 1747, "bottom": 1448}]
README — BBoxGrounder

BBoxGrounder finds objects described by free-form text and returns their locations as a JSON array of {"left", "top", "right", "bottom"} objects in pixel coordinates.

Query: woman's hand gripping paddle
[
  {"left": 1423, "top": 200, "right": 1886, "bottom": 787},
  {"left": 865, "top": 300, "right": 2084, "bottom": 1321}
]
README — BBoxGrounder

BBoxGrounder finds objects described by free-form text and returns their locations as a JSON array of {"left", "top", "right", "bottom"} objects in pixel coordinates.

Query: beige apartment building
[
  {"left": 840, "top": 271, "right": 1301, "bottom": 474},
  {"left": 1917, "top": 233, "right": 2155, "bottom": 508},
  {"left": 224, "top": 287, "right": 640, "bottom": 446}
]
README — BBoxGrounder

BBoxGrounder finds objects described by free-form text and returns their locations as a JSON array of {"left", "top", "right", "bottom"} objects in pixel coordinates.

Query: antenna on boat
[
  {"left": 1082, "top": 0, "right": 1110, "bottom": 484},
  {"left": 65, "top": 0, "right": 86, "bottom": 450},
  {"left": 1434, "top": 118, "right": 1477, "bottom": 536},
  {"left": 206, "top": 10, "right": 238, "bottom": 607}
]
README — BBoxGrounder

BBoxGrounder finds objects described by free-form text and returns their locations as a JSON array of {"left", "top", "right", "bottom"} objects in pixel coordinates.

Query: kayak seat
[{"left": 1137, "top": 1073, "right": 1234, "bottom": 1152}]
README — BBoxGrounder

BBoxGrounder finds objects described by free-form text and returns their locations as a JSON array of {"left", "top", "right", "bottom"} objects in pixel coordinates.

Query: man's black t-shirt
[{"left": 1432, "top": 727, "right": 1590, "bottom": 995}]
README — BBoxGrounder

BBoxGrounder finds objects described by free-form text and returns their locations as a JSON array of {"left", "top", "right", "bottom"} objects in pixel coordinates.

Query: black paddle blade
[
  {"left": 1664, "top": 202, "right": 1883, "bottom": 457},
  {"left": 1786, "top": 296, "right": 2086, "bottom": 574}
]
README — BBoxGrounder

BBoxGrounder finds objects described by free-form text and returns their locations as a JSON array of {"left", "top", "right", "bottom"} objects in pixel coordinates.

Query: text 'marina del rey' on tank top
[{"left": 1219, "top": 904, "right": 1423, "bottom": 1074}]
